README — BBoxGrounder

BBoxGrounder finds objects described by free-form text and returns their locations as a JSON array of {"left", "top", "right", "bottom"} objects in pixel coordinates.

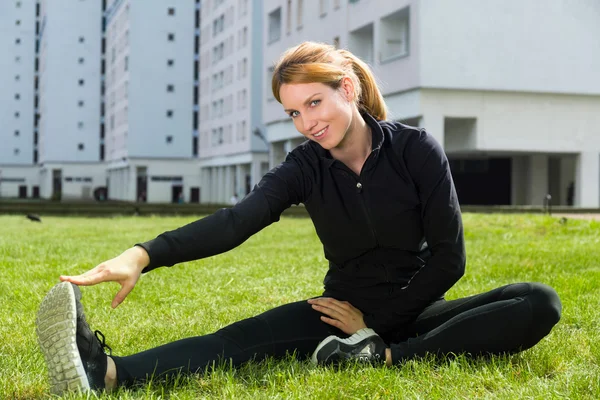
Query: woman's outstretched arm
[{"left": 60, "top": 151, "right": 313, "bottom": 307}]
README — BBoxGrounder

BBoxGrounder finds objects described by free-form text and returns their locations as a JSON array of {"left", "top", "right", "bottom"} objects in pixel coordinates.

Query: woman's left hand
[{"left": 308, "top": 297, "right": 367, "bottom": 335}]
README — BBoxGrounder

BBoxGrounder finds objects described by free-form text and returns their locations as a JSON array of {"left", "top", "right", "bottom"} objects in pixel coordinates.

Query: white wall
[
  {"left": 420, "top": 89, "right": 600, "bottom": 153},
  {"left": 0, "top": 166, "right": 40, "bottom": 198},
  {"left": 126, "top": 1, "right": 196, "bottom": 159},
  {"left": 108, "top": 159, "right": 200, "bottom": 203},
  {"left": 38, "top": 1, "right": 103, "bottom": 163},
  {"left": 0, "top": 1, "right": 37, "bottom": 165},
  {"left": 420, "top": 0, "right": 600, "bottom": 95},
  {"left": 38, "top": 163, "right": 106, "bottom": 200}
]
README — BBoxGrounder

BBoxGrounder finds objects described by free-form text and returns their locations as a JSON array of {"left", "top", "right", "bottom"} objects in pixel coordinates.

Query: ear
[{"left": 339, "top": 77, "right": 356, "bottom": 102}]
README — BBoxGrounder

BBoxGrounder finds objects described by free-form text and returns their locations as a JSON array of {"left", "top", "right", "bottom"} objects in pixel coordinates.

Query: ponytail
[{"left": 338, "top": 50, "right": 387, "bottom": 121}]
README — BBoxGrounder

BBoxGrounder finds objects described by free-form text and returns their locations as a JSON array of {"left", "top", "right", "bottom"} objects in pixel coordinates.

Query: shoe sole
[
  {"left": 311, "top": 328, "right": 378, "bottom": 365},
  {"left": 36, "top": 282, "right": 90, "bottom": 395}
]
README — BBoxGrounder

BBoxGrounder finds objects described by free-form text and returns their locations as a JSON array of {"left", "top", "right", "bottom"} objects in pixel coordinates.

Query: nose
[{"left": 301, "top": 115, "right": 317, "bottom": 134}]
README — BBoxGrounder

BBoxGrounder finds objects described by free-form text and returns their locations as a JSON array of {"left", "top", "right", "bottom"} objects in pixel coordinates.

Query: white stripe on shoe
[
  {"left": 36, "top": 282, "right": 90, "bottom": 395},
  {"left": 311, "top": 328, "right": 379, "bottom": 365}
]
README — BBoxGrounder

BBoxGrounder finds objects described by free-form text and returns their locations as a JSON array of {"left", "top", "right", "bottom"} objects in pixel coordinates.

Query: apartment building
[
  {"left": 104, "top": 0, "right": 201, "bottom": 203},
  {"left": 198, "top": 0, "right": 269, "bottom": 204},
  {"left": 0, "top": 1, "right": 39, "bottom": 198},
  {"left": 263, "top": 0, "right": 600, "bottom": 207},
  {"left": 34, "top": 0, "right": 106, "bottom": 200}
]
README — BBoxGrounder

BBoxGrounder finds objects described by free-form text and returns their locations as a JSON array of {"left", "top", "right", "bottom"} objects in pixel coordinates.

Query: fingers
[
  {"left": 111, "top": 283, "right": 134, "bottom": 309},
  {"left": 60, "top": 264, "right": 107, "bottom": 285},
  {"left": 320, "top": 315, "right": 343, "bottom": 329},
  {"left": 60, "top": 269, "right": 109, "bottom": 286},
  {"left": 308, "top": 297, "right": 356, "bottom": 316}
]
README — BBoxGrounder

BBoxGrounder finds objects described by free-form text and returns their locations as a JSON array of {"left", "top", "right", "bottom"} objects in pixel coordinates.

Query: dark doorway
[
  {"left": 190, "top": 187, "right": 200, "bottom": 203},
  {"left": 449, "top": 158, "right": 512, "bottom": 205},
  {"left": 18, "top": 185, "right": 27, "bottom": 198},
  {"left": 32, "top": 186, "right": 40, "bottom": 198},
  {"left": 172, "top": 185, "right": 183, "bottom": 203},
  {"left": 52, "top": 169, "right": 62, "bottom": 200},
  {"left": 136, "top": 166, "right": 147, "bottom": 202},
  {"left": 245, "top": 174, "right": 251, "bottom": 195}
]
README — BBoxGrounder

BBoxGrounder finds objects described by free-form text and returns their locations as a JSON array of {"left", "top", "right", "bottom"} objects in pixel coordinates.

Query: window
[
  {"left": 78, "top": 121, "right": 84, "bottom": 129},
  {"left": 380, "top": 7, "right": 410, "bottom": 61},
  {"left": 286, "top": 0, "right": 292, "bottom": 34},
  {"left": 78, "top": 143, "right": 84, "bottom": 150},
  {"left": 297, "top": 0, "right": 303, "bottom": 29},
  {"left": 268, "top": 8, "right": 281, "bottom": 43},
  {"left": 15, "top": 111, "right": 20, "bottom": 118},
  {"left": 266, "top": 66, "right": 275, "bottom": 101},
  {"left": 168, "top": 7, "right": 175, "bottom": 15},
  {"left": 78, "top": 79, "right": 85, "bottom": 86},
  {"left": 124, "top": 56, "right": 129, "bottom": 71},
  {"left": 167, "top": 33, "right": 175, "bottom": 41},
  {"left": 167, "top": 59, "right": 174, "bottom": 66},
  {"left": 16, "top": 20, "right": 21, "bottom": 26},
  {"left": 15, "top": 38, "right": 21, "bottom": 44},
  {"left": 14, "top": 148, "right": 20, "bottom": 155},
  {"left": 79, "top": 36, "right": 85, "bottom": 43},
  {"left": 319, "top": 0, "right": 328, "bottom": 17},
  {"left": 348, "top": 23, "right": 374, "bottom": 64},
  {"left": 15, "top": 56, "right": 21, "bottom": 63},
  {"left": 78, "top": 100, "right": 84, "bottom": 107},
  {"left": 78, "top": 57, "right": 84, "bottom": 64},
  {"left": 167, "top": 84, "right": 174, "bottom": 92},
  {"left": 333, "top": 36, "right": 340, "bottom": 49},
  {"left": 166, "top": 135, "right": 173, "bottom": 143},
  {"left": 15, "top": 93, "right": 20, "bottom": 100},
  {"left": 15, "top": 75, "right": 20, "bottom": 81},
  {"left": 14, "top": 130, "right": 20, "bottom": 137},
  {"left": 16, "top": 1, "right": 22, "bottom": 7},
  {"left": 166, "top": 110, "right": 174, "bottom": 117}
]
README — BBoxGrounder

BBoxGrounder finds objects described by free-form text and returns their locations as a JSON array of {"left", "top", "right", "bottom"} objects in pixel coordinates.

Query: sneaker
[
  {"left": 311, "top": 328, "right": 387, "bottom": 365},
  {"left": 36, "top": 282, "right": 111, "bottom": 395}
]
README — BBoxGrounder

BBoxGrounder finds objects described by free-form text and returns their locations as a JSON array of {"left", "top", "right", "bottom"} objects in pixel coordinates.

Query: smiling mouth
[{"left": 313, "top": 126, "right": 328, "bottom": 138}]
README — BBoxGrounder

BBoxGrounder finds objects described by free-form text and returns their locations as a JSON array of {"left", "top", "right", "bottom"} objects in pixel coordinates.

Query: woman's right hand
[{"left": 60, "top": 246, "right": 150, "bottom": 309}]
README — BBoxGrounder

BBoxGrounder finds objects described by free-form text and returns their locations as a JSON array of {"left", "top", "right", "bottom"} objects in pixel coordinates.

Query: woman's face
[{"left": 279, "top": 80, "right": 356, "bottom": 150}]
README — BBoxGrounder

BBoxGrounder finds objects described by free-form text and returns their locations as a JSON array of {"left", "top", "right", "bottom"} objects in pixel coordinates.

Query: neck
[{"left": 330, "top": 111, "right": 372, "bottom": 174}]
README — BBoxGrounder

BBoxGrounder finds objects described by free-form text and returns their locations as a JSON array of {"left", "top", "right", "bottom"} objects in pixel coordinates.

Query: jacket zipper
[{"left": 354, "top": 151, "right": 379, "bottom": 249}]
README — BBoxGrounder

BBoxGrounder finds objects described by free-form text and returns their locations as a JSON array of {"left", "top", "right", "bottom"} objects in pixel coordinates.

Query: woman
[{"left": 36, "top": 42, "right": 562, "bottom": 395}]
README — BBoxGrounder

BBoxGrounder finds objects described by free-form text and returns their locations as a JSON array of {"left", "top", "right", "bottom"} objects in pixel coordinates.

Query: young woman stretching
[{"left": 36, "top": 42, "right": 562, "bottom": 395}]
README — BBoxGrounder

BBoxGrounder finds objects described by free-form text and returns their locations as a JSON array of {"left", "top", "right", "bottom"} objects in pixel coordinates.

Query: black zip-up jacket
[{"left": 137, "top": 113, "right": 466, "bottom": 334}]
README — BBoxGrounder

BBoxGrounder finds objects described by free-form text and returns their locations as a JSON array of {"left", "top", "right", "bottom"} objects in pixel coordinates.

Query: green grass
[{"left": 0, "top": 213, "right": 599, "bottom": 399}]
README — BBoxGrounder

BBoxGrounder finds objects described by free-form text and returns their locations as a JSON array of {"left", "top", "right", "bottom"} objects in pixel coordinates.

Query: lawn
[{"left": 0, "top": 213, "right": 598, "bottom": 399}]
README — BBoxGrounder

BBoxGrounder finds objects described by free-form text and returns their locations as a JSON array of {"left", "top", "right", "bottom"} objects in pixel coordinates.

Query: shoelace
[{"left": 94, "top": 330, "right": 113, "bottom": 356}]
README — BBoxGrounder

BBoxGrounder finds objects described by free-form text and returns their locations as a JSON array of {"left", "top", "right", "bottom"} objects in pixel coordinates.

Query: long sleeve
[
  {"left": 137, "top": 151, "right": 312, "bottom": 273},
  {"left": 366, "top": 129, "right": 465, "bottom": 331}
]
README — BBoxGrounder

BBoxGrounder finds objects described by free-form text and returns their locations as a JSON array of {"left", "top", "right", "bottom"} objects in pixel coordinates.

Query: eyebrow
[{"left": 283, "top": 93, "right": 322, "bottom": 113}]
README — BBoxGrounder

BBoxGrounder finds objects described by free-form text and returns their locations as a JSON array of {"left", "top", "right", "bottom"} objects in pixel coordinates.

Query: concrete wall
[
  {"left": 38, "top": 0, "right": 103, "bottom": 163},
  {"left": 419, "top": 0, "right": 600, "bottom": 95},
  {"left": 38, "top": 163, "right": 106, "bottom": 200},
  {"left": 0, "top": 1, "right": 37, "bottom": 165},
  {"left": 0, "top": 166, "right": 40, "bottom": 198},
  {"left": 126, "top": 0, "right": 197, "bottom": 159},
  {"left": 107, "top": 158, "right": 201, "bottom": 203}
]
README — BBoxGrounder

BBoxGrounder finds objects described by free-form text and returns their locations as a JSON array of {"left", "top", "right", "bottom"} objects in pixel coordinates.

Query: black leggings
[{"left": 113, "top": 282, "right": 561, "bottom": 386}]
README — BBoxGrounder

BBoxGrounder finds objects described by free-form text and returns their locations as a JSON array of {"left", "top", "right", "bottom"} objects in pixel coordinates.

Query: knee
[{"left": 527, "top": 283, "right": 562, "bottom": 328}]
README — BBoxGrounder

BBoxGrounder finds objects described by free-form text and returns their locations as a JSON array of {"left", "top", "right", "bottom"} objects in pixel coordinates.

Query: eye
[
  {"left": 310, "top": 99, "right": 320, "bottom": 107},
  {"left": 288, "top": 110, "right": 299, "bottom": 118}
]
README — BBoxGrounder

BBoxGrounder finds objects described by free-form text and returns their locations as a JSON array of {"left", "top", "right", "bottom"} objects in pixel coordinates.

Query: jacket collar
[{"left": 311, "top": 113, "right": 385, "bottom": 169}]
